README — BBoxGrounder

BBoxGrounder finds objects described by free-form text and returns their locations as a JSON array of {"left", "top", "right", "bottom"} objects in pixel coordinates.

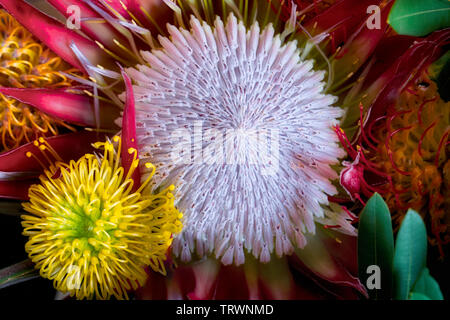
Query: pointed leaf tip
[
  {"left": 411, "top": 268, "right": 444, "bottom": 300},
  {"left": 393, "top": 209, "right": 428, "bottom": 300},
  {"left": 409, "top": 292, "right": 431, "bottom": 300},
  {"left": 358, "top": 193, "right": 394, "bottom": 300}
]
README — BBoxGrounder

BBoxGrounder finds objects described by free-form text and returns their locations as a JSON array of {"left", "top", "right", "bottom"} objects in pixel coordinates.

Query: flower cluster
[
  {"left": 0, "top": 0, "right": 448, "bottom": 300},
  {"left": 22, "top": 136, "right": 182, "bottom": 299}
]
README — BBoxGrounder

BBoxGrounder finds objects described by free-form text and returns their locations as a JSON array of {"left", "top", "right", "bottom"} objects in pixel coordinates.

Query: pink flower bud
[{"left": 340, "top": 153, "right": 364, "bottom": 200}]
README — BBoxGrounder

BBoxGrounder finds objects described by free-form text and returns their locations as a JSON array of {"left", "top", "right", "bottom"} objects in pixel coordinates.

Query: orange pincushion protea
[
  {"left": 373, "top": 71, "right": 449, "bottom": 252},
  {"left": 0, "top": 9, "right": 80, "bottom": 151}
]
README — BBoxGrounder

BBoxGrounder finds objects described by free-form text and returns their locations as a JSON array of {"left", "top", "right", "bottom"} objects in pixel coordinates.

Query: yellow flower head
[
  {"left": 21, "top": 136, "right": 183, "bottom": 299},
  {"left": 0, "top": 9, "right": 79, "bottom": 151}
]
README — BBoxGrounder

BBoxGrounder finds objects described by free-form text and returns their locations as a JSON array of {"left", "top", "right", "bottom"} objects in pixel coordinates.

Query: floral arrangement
[{"left": 0, "top": 0, "right": 448, "bottom": 301}]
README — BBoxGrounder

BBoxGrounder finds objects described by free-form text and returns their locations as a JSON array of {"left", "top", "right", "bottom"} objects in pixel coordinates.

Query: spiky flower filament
[
  {"left": 22, "top": 136, "right": 183, "bottom": 300},
  {"left": 371, "top": 73, "right": 449, "bottom": 249},
  {"left": 0, "top": 9, "right": 80, "bottom": 152},
  {"left": 335, "top": 71, "right": 450, "bottom": 253},
  {"left": 123, "top": 11, "right": 356, "bottom": 266}
]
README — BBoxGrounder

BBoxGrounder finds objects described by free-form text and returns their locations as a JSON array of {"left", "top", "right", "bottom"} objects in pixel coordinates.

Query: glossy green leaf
[
  {"left": 0, "top": 259, "right": 38, "bottom": 290},
  {"left": 411, "top": 268, "right": 444, "bottom": 300},
  {"left": 358, "top": 193, "right": 394, "bottom": 300},
  {"left": 388, "top": 0, "right": 450, "bottom": 37},
  {"left": 409, "top": 292, "right": 431, "bottom": 300},
  {"left": 393, "top": 209, "right": 427, "bottom": 300}
]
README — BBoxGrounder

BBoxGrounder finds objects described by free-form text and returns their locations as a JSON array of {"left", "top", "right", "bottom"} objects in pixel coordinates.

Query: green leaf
[
  {"left": 409, "top": 292, "right": 431, "bottom": 300},
  {"left": 393, "top": 209, "right": 427, "bottom": 300},
  {"left": 358, "top": 193, "right": 394, "bottom": 300},
  {"left": 0, "top": 259, "right": 38, "bottom": 290},
  {"left": 388, "top": 0, "right": 450, "bottom": 37},
  {"left": 411, "top": 268, "right": 444, "bottom": 300}
]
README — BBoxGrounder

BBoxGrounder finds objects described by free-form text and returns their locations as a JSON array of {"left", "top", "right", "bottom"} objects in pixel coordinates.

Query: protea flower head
[
  {"left": 126, "top": 12, "right": 355, "bottom": 266},
  {"left": 0, "top": 0, "right": 398, "bottom": 299},
  {"left": 2, "top": 0, "right": 447, "bottom": 300},
  {"left": 9, "top": 74, "right": 182, "bottom": 299},
  {"left": 374, "top": 71, "right": 449, "bottom": 255},
  {"left": 22, "top": 135, "right": 182, "bottom": 299},
  {"left": 0, "top": 4, "right": 121, "bottom": 200},
  {"left": 334, "top": 24, "right": 450, "bottom": 257},
  {"left": 0, "top": 8, "right": 79, "bottom": 151},
  {"left": 338, "top": 51, "right": 450, "bottom": 257}
]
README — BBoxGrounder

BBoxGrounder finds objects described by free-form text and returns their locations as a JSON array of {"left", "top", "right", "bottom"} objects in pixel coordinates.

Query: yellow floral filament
[
  {"left": 22, "top": 136, "right": 183, "bottom": 299},
  {"left": 0, "top": 10, "right": 81, "bottom": 152}
]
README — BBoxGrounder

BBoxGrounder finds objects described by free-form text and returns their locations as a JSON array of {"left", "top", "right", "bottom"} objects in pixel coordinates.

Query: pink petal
[
  {"left": 47, "top": 0, "right": 128, "bottom": 52},
  {"left": 0, "top": 0, "right": 113, "bottom": 73},
  {"left": 188, "top": 259, "right": 220, "bottom": 300},
  {"left": 120, "top": 70, "right": 140, "bottom": 190},
  {"left": 0, "top": 87, "right": 119, "bottom": 129}
]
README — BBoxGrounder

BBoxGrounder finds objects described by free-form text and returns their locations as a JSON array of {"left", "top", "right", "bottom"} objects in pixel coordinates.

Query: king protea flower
[{"left": 1, "top": 0, "right": 446, "bottom": 300}]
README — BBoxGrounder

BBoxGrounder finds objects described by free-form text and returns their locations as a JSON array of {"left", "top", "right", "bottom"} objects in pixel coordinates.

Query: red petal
[
  {"left": 93, "top": 0, "right": 172, "bottom": 33},
  {"left": 362, "top": 35, "right": 417, "bottom": 86},
  {"left": 47, "top": 0, "right": 129, "bottom": 53},
  {"left": 0, "top": 0, "right": 113, "bottom": 73},
  {"left": 0, "top": 180, "right": 37, "bottom": 200},
  {"left": 212, "top": 265, "right": 250, "bottom": 300},
  {"left": 0, "top": 131, "right": 106, "bottom": 200},
  {"left": 0, "top": 87, "right": 119, "bottom": 129},
  {"left": 365, "top": 28, "right": 450, "bottom": 127},
  {"left": 305, "top": 0, "right": 384, "bottom": 48},
  {"left": 290, "top": 228, "right": 367, "bottom": 297},
  {"left": 120, "top": 70, "right": 140, "bottom": 190},
  {"left": 0, "top": 131, "right": 105, "bottom": 174},
  {"left": 331, "top": 1, "right": 394, "bottom": 85}
]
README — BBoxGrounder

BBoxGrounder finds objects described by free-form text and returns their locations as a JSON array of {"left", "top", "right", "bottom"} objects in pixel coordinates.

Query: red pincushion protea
[
  {"left": 337, "top": 56, "right": 450, "bottom": 257},
  {"left": 1, "top": 0, "right": 446, "bottom": 300},
  {"left": 335, "top": 27, "right": 450, "bottom": 256}
]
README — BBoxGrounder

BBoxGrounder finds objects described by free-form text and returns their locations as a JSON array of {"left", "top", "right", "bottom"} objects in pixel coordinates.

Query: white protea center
[{"left": 125, "top": 14, "right": 350, "bottom": 266}]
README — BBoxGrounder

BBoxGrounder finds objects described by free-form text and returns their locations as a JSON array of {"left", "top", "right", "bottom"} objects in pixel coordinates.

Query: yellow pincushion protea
[
  {"left": 21, "top": 136, "right": 183, "bottom": 299},
  {"left": 0, "top": 9, "right": 79, "bottom": 151}
]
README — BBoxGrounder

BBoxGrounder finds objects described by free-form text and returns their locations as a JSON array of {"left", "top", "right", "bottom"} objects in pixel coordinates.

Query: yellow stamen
[
  {"left": 0, "top": 10, "right": 82, "bottom": 152},
  {"left": 22, "top": 137, "right": 183, "bottom": 300}
]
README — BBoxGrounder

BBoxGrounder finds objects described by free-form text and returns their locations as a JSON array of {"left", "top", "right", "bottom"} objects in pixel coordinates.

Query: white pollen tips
[{"left": 129, "top": 14, "right": 351, "bottom": 265}]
